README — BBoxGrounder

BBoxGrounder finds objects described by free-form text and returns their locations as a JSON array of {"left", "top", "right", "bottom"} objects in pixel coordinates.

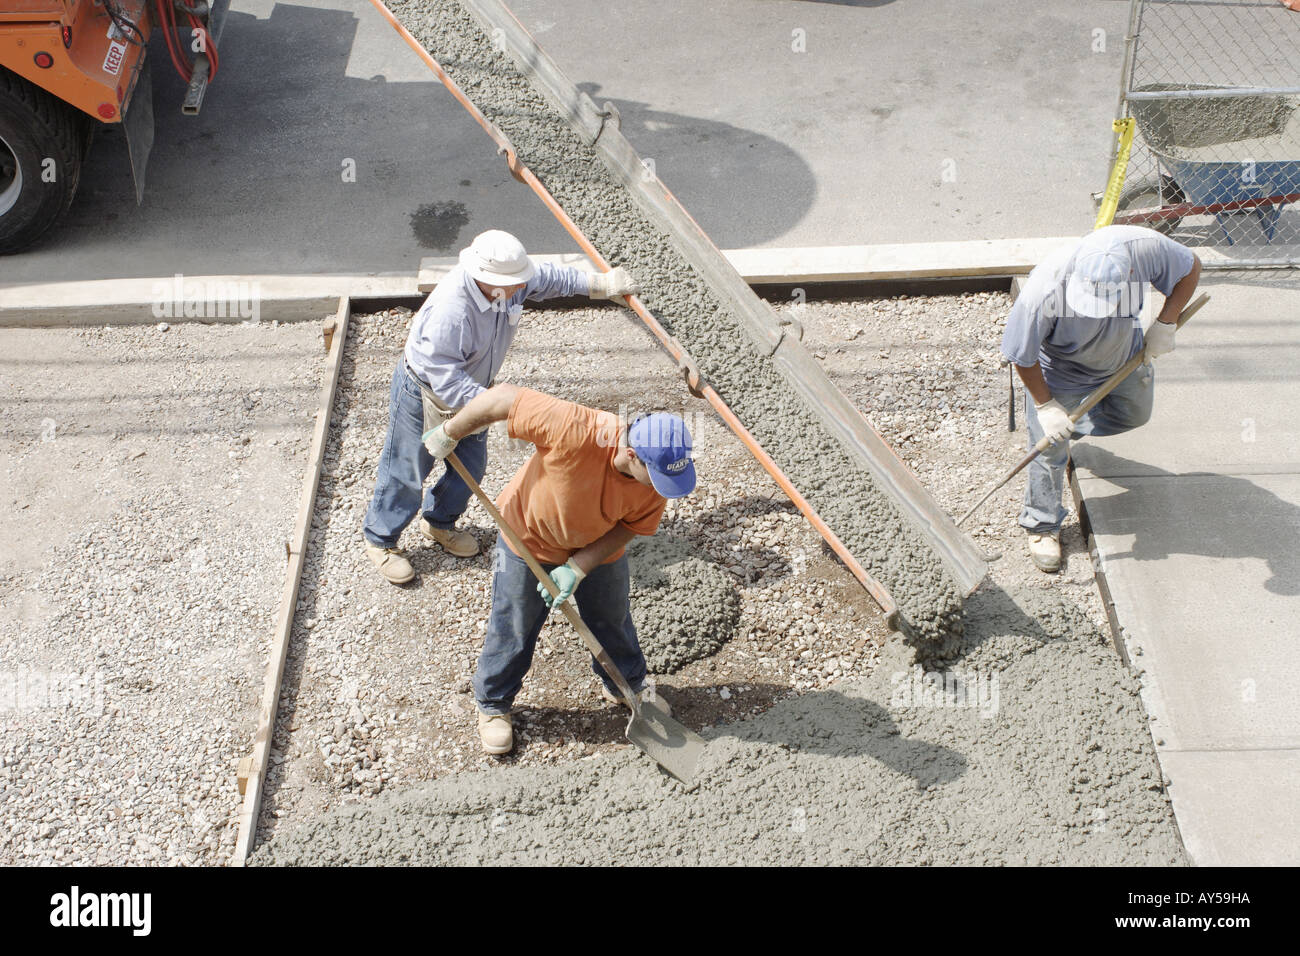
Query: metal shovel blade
[{"left": 624, "top": 700, "right": 707, "bottom": 784}]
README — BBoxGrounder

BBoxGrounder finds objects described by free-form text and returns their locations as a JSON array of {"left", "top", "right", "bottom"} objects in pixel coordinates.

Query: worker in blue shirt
[
  {"left": 363, "top": 229, "right": 639, "bottom": 584},
  {"left": 1001, "top": 225, "right": 1201, "bottom": 572}
]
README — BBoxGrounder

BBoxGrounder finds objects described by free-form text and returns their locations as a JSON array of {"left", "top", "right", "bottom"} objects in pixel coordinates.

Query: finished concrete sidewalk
[{"left": 1071, "top": 275, "right": 1300, "bottom": 866}]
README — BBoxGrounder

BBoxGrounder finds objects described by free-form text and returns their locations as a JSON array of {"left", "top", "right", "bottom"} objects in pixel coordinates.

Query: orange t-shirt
[{"left": 496, "top": 388, "right": 666, "bottom": 565}]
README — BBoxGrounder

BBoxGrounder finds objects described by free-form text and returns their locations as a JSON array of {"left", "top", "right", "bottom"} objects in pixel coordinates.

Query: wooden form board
[
  {"left": 230, "top": 297, "right": 350, "bottom": 867},
  {"left": 416, "top": 240, "right": 1255, "bottom": 294},
  {"left": 416, "top": 239, "right": 1085, "bottom": 293}
]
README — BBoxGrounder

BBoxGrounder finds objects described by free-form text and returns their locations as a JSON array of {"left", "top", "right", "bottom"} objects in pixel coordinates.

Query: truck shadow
[{"left": 40, "top": 3, "right": 815, "bottom": 276}]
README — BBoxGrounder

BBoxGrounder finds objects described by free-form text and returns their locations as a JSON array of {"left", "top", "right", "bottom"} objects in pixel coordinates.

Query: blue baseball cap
[
  {"left": 1066, "top": 234, "right": 1133, "bottom": 319},
  {"left": 628, "top": 413, "right": 696, "bottom": 498}
]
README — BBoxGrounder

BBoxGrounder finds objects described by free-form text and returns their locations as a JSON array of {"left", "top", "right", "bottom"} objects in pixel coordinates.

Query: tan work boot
[
  {"left": 1027, "top": 532, "right": 1061, "bottom": 573},
  {"left": 365, "top": 542, "right": 415, "bottom": 584},
  {"left": 601, "top": 683, "right": 672, "bottom": 717},
  {"left": 419, "top": 518, "right": 479, "bottom": 557},
  {"left": 477, "top": 710, "right": 513, "bottom": 754}
]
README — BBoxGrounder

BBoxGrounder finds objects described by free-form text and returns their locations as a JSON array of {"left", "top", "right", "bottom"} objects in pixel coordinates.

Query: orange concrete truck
[{"left": 0, "top": 0, "right": 223, "bottom": 253}]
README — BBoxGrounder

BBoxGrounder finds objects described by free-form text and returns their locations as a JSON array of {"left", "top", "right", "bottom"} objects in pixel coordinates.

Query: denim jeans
[
  {"left": 362, "top": 358, "right": 488, "bottom": 548},
  {"left": 1020, "top": 361, "right": 1155, "bottom": 535},
  {"left": 474, "top": 535, "right": 649, "bottom": 715}
]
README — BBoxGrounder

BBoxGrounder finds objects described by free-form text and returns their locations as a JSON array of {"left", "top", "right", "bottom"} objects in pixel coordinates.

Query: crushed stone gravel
[{"left": 0, "top": 322, "right": 322, "bottom": 865}]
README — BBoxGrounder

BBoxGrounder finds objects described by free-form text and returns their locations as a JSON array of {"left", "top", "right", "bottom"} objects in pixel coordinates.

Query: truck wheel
[{"left": 0, "top": 67, "right": 89, "bottom": 255}]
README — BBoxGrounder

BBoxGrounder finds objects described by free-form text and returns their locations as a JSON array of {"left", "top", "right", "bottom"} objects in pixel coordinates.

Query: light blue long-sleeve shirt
[
  {"left": 404, "top": 262, "right": 591, "bottom": 408},
  {"left": 1000, "top": 226, "right": 1195, "bottom": 392}
]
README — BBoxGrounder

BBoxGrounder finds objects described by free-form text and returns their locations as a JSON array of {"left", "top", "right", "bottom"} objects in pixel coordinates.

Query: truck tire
[{"left": 0, "top": 67, "right": 89, "bottom": 255}]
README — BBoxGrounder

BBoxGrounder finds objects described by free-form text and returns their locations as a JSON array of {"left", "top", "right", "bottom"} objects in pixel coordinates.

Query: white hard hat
[
  {"left": 1066, "top": 231, "right": 1133, "bottom": 319},
  {"left": 458, "top": 230, "right": 536, "bottom": 286}
]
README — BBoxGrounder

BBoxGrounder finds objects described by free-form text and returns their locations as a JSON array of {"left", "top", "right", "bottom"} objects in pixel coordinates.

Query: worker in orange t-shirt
[{"left": 424, "top": 384, "right": 697, "bottom": 755}]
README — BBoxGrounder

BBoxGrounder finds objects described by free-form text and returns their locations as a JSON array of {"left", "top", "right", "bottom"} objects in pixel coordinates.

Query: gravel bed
[
  {"left": 252, "top": 303, "right": 888, "bottom": 845},
  {"left": 0, "top": 288, "right": 1168, "bottom": 866},
  {"left": 253, "top": 289, "right": 1179, "bottom": 864},
  {"left": 0, "top": 322, "right": 323, "bottom": 865}
]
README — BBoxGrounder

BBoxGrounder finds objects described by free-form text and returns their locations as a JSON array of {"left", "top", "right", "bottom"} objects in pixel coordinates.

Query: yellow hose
[{"left": 1094, "top": 117, "right": 1136, "bottom": 229}]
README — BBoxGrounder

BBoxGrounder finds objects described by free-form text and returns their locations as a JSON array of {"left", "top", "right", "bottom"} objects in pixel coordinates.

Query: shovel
[
  {"left": 444, "top": 451, "right": 706, "bottom": 783},
  {"left": 957, "top": 292, "right": 1209, "bottom": 528}
]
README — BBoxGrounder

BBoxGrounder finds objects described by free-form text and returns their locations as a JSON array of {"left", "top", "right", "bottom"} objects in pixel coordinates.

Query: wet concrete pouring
[{"left": 250, "top": 1, "right": 1184, "bottom": 864}]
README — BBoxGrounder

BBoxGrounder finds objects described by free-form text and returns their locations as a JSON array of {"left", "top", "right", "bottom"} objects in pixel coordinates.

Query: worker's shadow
[
  {"left": 1075, "top": 446, "right": 1300, "bottom": 596},
  {"left": 717, "top": 688, "right": 965, "bottom": 789},
  {"left": 515, "top": 683, "right": 963, "bottom": 790}
]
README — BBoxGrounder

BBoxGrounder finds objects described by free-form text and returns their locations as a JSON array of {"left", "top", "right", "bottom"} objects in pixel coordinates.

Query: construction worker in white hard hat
[
  {"left": 363, "top": 229, "right": 640, "bottom": 584},
  {"left": 1001, "top": 224, "right": 1201, "bottom": 573}
]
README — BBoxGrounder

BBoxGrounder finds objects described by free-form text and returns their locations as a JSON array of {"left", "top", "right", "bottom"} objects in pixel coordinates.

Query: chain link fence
[{"left": 1105, "top": 0, "right": 1300, "bottom": 266}]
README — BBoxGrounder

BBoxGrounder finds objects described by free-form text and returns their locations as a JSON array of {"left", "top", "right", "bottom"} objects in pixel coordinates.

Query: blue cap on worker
[
  {"left": 1066, "top": 232, "right": 1134, "bottom": 319},
  {"left": 629, "top": 413, "right": 696, "bottom": 498}
]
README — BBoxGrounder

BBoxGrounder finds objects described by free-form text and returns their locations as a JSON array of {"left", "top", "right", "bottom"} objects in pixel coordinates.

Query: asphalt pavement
[{"left": 2, "top": 0, "right": 1129, "bottom": 282}]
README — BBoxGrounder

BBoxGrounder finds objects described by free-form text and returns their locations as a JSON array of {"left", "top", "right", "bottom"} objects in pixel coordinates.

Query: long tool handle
[
  {"left": 444, "top": 452, "right": 644, "bottom": 713},
  {"left": 956, "top": 292, "right": 1210, "bottom": 528},
  {"left": 1007, "top": 363, "right": 1016, "bottom": 432}
]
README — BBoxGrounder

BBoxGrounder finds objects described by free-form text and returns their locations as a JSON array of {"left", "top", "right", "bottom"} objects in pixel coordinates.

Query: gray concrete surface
[
  {"left": 2, "top": 0, "right": 1128, "bottom": 284},
  {"left": 1072, "top": 276, "right": 1300, "bottom": 866},
  {"left": 251, "top": 583, "right": 1183, "bottom": 866}
]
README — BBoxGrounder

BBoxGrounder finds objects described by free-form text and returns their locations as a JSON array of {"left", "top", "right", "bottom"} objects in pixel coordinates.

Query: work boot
[
  {"left": 1027, "top": 532, "right": 1061, "bottom": 573},
  {"left": 601, "top": 683, "right": 672, "bottom": 717},
  {"left": 419, "top": 518, "right": 479, "bottom": 558},
  {"left": 365, "top": 542, "right": 415, "bottom": 584},
  {"left": 477, "top": 710, "right": 513, "bottom": 755}
]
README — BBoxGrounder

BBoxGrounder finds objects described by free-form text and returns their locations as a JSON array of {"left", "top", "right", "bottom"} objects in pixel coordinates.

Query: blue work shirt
[
  {"left": 1001, "top": 226, "right": 1196, "bottom": 392},
  {"left": 404, "top": 263, "right": 590, "bottom": 408}
]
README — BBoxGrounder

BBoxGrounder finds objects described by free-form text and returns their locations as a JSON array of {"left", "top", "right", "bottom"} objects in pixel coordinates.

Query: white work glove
[
  {"left": 1145, "top": 319, "right": 1176, "bottom": 359},
  {"left": 587, "top": 266, "right": 640, "bottom": 300},
  {"left": 1034, "top": 398, "right": 1075, "bottom": 445},
  {"left": 421, "top": 423, "right": 458, "bottom": 460}
]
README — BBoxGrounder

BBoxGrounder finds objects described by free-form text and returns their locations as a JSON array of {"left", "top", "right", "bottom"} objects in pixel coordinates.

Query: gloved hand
[
  {"left": 539, "top": 558, "right": 586, "bottom": 608},
  {"left": 1145, "top": 319, "right": 1176, "bottom": 359},
  {"left": 422, "top": 423, "right": 458, "bottom": 460},
  {"left": 1034, "top": 398, "right": 1075, "bottom": 445},
  {"left": 587, "top": 266, "right": 640, "bottom": 300}
]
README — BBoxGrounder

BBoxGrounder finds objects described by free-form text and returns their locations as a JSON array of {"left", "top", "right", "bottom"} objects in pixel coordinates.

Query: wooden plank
[
  {"left": 721, "top": 238, "right": 1080, "bottom": 283},
  {"left": 230, "top": 296, "right": 350, "bottom": 867},
  {"left": 417, "top": 239, "right": 1080, "bottom": 293},
  {"left": 417, "top": 241, "right": 1261, "bottom": 294}
]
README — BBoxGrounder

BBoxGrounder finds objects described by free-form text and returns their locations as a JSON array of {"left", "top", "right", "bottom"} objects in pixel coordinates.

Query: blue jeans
[
  {"left": 1020, "top": 361, "right": 1155, "bottom": 535},
  {"left": 474, "top": 535, "right": 649, "bottom": 715},
  {"left": 363, "top": 358, "right": 488, "bottom": 548}
]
